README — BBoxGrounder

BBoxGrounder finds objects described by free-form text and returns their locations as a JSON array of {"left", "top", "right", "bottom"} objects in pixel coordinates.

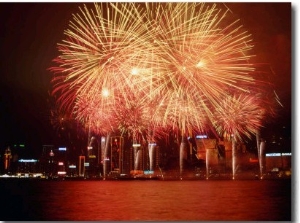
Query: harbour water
[{"left": 0, "top": 178, "right": 292, "bottom": 221}]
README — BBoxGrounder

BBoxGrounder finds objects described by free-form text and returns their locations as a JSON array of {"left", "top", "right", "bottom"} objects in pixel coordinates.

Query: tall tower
[
  {"left": 4, "top": 147, "right": 12, "bottom": 173},
  {"left": 40, "top": 145, "right": 55, "bottom": 175},
  {"left": 110, "top": 136, "right": 124, "bottom": 174}
]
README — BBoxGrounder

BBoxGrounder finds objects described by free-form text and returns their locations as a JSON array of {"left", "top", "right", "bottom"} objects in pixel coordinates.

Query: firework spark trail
[
  {"left": 51, "top": 3, "right": 170, "bottom": 140},
  {"left": 50, "top": 3, "right": 161, "bottom": 141},
  {"left": 51, "top": 3, "right": 153, "bottom": 110},
  {"left": 212, "top": 93, "right": 265, "bottom": 140},
  {"left": 139, "top": 2, "right": 259, "bottom": 135},
  {"left": 50, "top": 2, "right": 271, "bottom": 141},
  {"left": 73, "top": 92, "right": 117, "bottom": 135}
]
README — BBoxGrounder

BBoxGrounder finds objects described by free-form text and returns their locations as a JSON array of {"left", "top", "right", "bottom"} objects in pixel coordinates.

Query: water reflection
[{"left": 0, "top": 179, "right": 291, "bottom": 221}]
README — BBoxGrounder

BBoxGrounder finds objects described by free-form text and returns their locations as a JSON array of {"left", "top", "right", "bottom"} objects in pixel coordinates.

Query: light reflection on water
[{"left": 0, "top": 179, "right": 291, "bottom": 221}]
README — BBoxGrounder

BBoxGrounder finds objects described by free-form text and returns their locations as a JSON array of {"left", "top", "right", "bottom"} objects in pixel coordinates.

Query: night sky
[{"left": 0, "top": 3, "right": 292, "bottom": 157}]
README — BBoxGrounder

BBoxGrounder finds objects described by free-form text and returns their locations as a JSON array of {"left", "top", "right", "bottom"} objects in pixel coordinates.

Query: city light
[{"left": 18, "top": 159, "right": 38, "bottom": 163}]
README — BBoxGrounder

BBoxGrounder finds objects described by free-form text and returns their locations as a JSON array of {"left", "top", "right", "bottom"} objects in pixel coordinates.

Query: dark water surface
[{"left": 0, "top": 179, "right": 291, "bottom": 221}]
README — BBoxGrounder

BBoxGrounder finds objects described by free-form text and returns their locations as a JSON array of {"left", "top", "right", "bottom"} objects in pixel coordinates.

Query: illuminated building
[
  {"left": 56, "top": 147, "right": 67, "bottom": 176},
  {"left": 49, "top": 149, "right": 56, "bottom": 176},
  {"left": 39, "top": 145, "right": 69, "bottom": 177},
  {"left": 40, "top": 145, "right": 55, "bottom": 176},
  {"left": 86, "top": 136, "right": 98, "bottom": 177},
  {"left": 3, "top": 147, "right": 12, "bottom": 173},
  {"left": 195, "top": 137, "right": 219, "bottom": 174},
  {"left": 78, "top": 156, "right": 85, "bottom": 177},
  {"left": 57, "top": 161, "right": 66, "bottom": 176},
  {"left": 98, "top": 135, "right": 161, "bottom": 177},
  {"left": 17, "top": 159, "right": 39, "bottom": 174},
  {"left": 132, "top": 143, "right": 142, "bottom": 172},
  {"left": 68, "top": 164, "right": 76, "bottom": 176},
  {"left": 265, "top": 152, "right": 292, "bottom": 172},
  {"left": 110, "top": 136, "right": 123, "bottom": 174}
]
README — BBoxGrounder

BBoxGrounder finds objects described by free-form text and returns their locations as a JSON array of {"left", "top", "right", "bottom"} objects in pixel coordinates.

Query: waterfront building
[
  {"left": 3, "top": 147, "right": 12, "bottom": 173},
  {"left": 265, "top": 152, "right": 292, "bottom": 172},
  {"left": 78, "top": 155, "right": 85, "bottom": 177},
  {"left": 17, "top": 159, "right": 39, "bottom": 174}
]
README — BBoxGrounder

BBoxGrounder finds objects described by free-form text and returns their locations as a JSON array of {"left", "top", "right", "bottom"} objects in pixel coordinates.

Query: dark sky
[{"left": 0, "top": 3, "right": 292, "bottom": 157}]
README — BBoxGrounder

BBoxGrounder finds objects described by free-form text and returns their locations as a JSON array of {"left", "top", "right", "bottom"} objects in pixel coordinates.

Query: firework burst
[
  {"left": 50, "top": 2, "right": 274, "bottom": 144},
  {"left": 212, "top": 93, "right": 265, "bottom": 140},
  {"left": 50, "top": 3, "right": 154, "bottom": 111},
  {"left": 146, "top": 3, "right": 256, "bottom": 93},
  {"left": 140, "top": 2, "right": 259, "bottom": 135},
  {"left": 212, "top": 92, "right": 265, "bottom": 179}
]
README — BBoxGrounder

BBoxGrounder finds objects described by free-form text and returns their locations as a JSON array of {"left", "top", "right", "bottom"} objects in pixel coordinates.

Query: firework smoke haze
[{"left": 50, "top": 2, "right": 271, "bottom": 140}]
